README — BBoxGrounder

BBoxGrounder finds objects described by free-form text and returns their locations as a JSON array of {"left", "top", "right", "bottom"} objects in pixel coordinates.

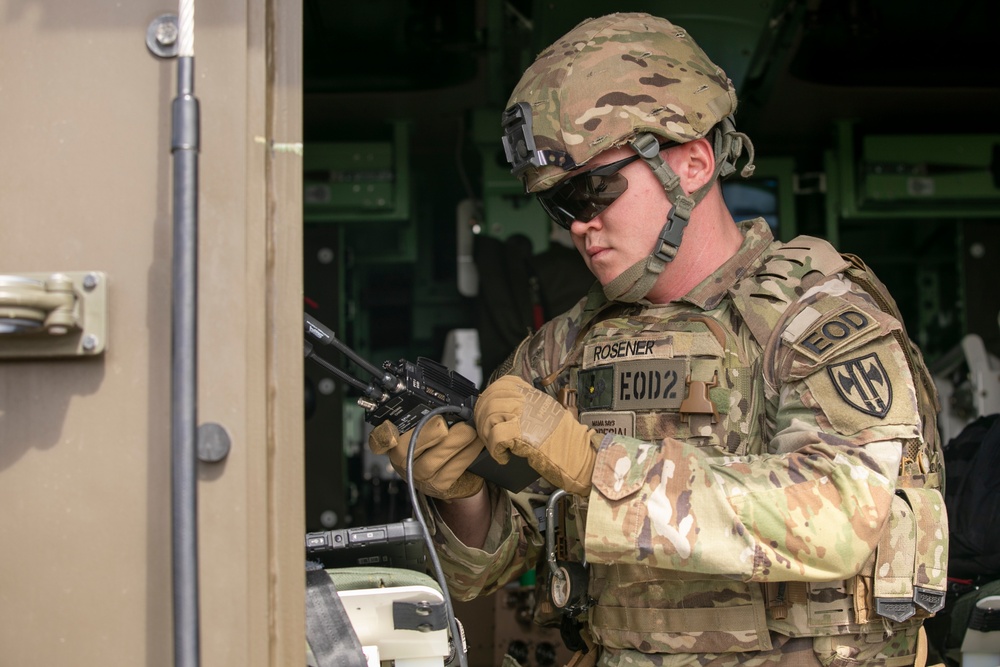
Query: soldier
[{"left": 370, "top": 12, "right": 947, "bottom": 667}]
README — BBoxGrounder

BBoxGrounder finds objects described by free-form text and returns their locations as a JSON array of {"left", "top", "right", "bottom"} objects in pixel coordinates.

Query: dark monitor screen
[{"left": 723, "top": 178, "right": 780, "bottom": 234}]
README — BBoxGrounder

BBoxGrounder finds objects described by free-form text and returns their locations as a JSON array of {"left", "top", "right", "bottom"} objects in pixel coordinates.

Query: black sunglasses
[{"left": 537, "top": 142, "right": 676, "bottom": 229}]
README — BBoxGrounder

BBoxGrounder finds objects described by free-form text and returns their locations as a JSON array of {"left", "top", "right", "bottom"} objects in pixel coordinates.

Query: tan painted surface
[{"left": 0, "top": 1, "right": 303, "bottom": 665}]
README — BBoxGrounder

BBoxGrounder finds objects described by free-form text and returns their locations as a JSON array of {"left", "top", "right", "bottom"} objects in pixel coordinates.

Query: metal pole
[{"left": 171, "top": 52, "right": 200, "bottom": 667}]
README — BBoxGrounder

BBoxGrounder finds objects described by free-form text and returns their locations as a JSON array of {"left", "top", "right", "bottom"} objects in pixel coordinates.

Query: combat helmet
[{"left": 501, "top": 12, "right": 756, "bottom": 303}]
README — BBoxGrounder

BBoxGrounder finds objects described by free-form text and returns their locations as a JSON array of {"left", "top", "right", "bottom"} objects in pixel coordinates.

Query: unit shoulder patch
[
  {"left": 826, "top": 352, "right": 892, "bottom": 418},
  {"left": 800, "top": 338, "right": 920, "bottom": 437}
]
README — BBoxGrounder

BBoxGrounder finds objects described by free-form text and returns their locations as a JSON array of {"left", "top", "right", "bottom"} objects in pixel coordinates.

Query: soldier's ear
[
  {"left": 664, "top": 138, "right": 715, "bottom": 192},
  {"left": 687, "top": 138, "right": 716, "bottom": 190}
]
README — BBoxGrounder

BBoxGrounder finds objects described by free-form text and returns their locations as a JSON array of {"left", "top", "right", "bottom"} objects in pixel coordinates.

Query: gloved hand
[
  {"left": 474, "top": 375, "right": 599, "bottom": 496},
  {"left": 368, "top": 416, "right": 486, "bottom": 499}
]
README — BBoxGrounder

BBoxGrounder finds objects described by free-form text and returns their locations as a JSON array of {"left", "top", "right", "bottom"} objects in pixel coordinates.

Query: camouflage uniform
[
  {"left": 417, "top": 12, "right": 945, "bottom": 667},
  {"left": 424, "top": 218, "right": 947, "bottom": 667}
]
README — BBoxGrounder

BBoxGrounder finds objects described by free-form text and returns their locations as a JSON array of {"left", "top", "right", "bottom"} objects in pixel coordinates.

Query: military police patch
[{"left": 826, "top": 353, "right": 892, "bottom": 418}]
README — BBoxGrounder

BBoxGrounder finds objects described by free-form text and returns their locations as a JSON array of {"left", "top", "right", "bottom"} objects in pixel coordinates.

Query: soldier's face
[{"left": 568, "top": 146, "right": 673, "bottom": 286}]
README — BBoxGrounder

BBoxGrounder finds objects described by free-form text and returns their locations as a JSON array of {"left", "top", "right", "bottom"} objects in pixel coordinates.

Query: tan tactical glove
[
  {"left": 474, "top": 375, "right": 599, "bottom": 496},
  {"left": 368, "top": 416, "right": 485, "bottom": 499}
]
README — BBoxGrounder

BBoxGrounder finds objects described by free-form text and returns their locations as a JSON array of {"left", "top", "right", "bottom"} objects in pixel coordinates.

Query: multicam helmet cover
[{"left": 503, "top": 12, "right": 739, "bottom": 193}]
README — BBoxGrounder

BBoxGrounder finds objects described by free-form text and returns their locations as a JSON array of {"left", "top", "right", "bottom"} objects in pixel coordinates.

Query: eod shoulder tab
[{"left": 730, "top": 237, "right": 943, "bottom": 484}]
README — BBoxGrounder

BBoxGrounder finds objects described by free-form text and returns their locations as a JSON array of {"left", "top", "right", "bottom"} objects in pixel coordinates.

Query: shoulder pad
[
  {"left": 729, "top": 235, "right": 851, "bottom": 348},
  {"left": 773, "top": 235, "right": 851, "bottom": 276}
]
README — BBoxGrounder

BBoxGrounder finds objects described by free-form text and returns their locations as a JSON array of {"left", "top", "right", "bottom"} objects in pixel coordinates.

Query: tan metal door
[{"left": 0, "top": 2, "right": 304, "bottom": 665}]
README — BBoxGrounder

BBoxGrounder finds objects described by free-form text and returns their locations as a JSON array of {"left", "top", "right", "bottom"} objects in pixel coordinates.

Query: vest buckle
[{"left": 680, "top": 371, "right": 720, "bottom": 424}]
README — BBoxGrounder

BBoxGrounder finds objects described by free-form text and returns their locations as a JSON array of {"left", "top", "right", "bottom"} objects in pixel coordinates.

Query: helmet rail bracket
[{"left": 501, "top": 102, "right": 546, "bottom": 177}]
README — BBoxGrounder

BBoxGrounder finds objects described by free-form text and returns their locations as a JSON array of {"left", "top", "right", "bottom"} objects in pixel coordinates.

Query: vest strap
[{"left": 592, "top": 604, "right": 762, "bottom": 634}]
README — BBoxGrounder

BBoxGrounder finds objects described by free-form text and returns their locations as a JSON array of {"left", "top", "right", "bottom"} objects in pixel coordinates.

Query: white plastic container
[{"left": 962, "top": 595, "right": 1000, "bottom": 667}]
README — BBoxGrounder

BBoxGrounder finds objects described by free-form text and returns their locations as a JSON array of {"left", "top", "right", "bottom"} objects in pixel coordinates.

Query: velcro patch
[
  {"left": 578, "top": 359, "right": 688, "bottom": 412},
  {"left": 581, "top": 331, "right": 724, "bottom": 370},
  {"left": 788, "top": 304, "right": 880, "bottom": 364},
  {"left": 578, "top": 365, "right": 615, "bottom": 410},
  {"left": 580, "top": 411, "right": 635, "bottom": 437},
  {"left": 585, "top": 338, "right": 660, "bottom": 366}
]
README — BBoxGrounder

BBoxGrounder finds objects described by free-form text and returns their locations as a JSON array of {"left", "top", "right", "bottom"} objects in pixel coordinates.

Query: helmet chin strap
[{"left": 602, "top": 123, "right": 755, "bottom": 304}]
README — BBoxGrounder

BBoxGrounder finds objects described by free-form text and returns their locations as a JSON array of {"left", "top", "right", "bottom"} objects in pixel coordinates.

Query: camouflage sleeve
[
  {"left": 421, "top": 485, "right": 545, "bottom": 600},
  {"left": 428, "top": 298, "right": 592, "bottom": 597},
  {"left": 584, "top": 287, "right": 922, "bottom": 583}
]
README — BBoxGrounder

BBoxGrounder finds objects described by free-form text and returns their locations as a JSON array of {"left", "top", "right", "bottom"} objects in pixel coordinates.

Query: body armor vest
[{"left": 554, "top": 235, "right": 945, "bottom": 655}]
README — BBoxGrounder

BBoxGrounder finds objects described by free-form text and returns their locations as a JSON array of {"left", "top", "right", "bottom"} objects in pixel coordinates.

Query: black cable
[{"left": 407, "top": 405, "right": 473, "bottom": 667}]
